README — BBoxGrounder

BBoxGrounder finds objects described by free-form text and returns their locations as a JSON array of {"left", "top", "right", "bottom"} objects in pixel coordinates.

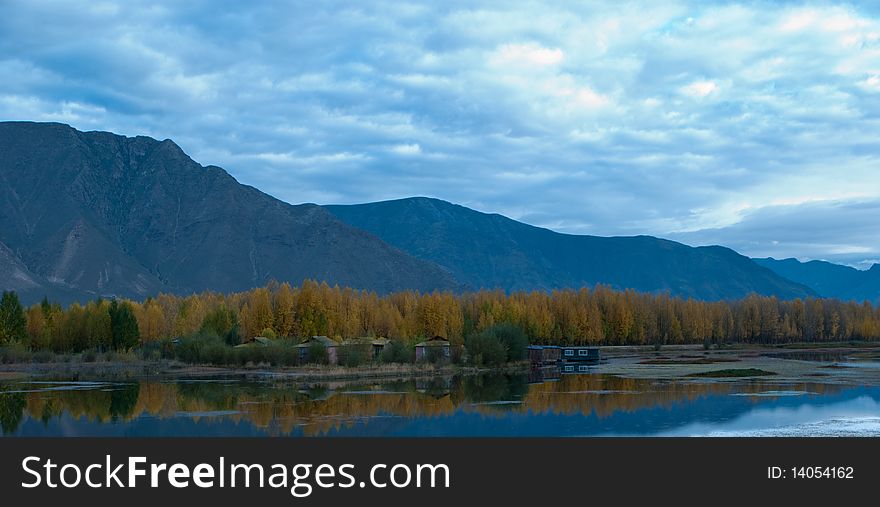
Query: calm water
[{"left": 2, "top": 371, "right": 880, "bottom": 437}]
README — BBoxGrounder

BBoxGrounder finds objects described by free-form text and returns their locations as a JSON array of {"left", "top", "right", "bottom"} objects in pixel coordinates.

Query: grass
[{"left": 687, "top": 368, "right": 777, "bottom": 378}]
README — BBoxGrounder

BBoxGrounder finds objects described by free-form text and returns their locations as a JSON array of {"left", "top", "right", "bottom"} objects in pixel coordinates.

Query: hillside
[
  {"left": 754, "top": 257, "right": 880, "bottom": 303},
  {"left": 0, "top": 122, "right": 458, "bottom": 304},
  {"left": 327, "top": 197, "right": 816, "bottom": 300}
]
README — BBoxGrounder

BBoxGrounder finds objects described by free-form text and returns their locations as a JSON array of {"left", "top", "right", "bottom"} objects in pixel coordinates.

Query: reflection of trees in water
[
  {"left": 109, "top": 384, "right": 140, "bottom": 422},
  {"left": 0, "top": 375, "right": 843, "bottom": 436},
  {"left": 460, "top": 374, "right": 528, "bottom": 403},
  {"left": 0, "top": 386, "right": 26, "bottom": 434}
]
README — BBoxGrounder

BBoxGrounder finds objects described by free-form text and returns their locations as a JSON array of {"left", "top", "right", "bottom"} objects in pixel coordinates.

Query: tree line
[{"left": 1, "top": 281, "right": 879, "bottom": 354}]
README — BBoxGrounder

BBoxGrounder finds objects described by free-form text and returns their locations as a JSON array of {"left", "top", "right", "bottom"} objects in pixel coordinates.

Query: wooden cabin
[
  {"left": 295, "top": 335, "right": 340, "bottom": 364},
  {"left": 342, "top": 337, "right": 390, "bottom": 359},
  {"left": 415, "top": 336, "right": 451, "bottom": 362},
  {"left": 528, "top": 345, "right": 562, "bottom": 365},
  {"left": 560, "top": 346, "right": 600, "bottom": 362},
  {"left": 367, "top": 337, "right": 390, "bottom": 358}
]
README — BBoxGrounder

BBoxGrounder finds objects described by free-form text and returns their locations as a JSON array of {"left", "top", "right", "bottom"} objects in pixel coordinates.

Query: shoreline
[
  {"left": 2, "top": 341, "right": 880, "bottom": 385},
  {"left": 0, "top": 358, "right": 529, "bottom": 383}
]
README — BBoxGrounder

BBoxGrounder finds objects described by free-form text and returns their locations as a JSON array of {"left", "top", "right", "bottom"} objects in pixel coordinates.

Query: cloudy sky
[{"left": 2, "top": 1, "right": 879, "bottom": 268}]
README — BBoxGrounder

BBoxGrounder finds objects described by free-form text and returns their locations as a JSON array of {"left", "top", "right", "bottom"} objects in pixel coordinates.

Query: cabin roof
[
  {"left": 415, "top": 336, "right": 450, "bottom": 347},
  {"left": 296, "top": 335, "right": 339, "bottom": 348},
  {"left": 235, "top": 336, "right": 273, "bottom": 348},
  {"left": 343, "top": 337, "right": 390, "bottom": 346}
]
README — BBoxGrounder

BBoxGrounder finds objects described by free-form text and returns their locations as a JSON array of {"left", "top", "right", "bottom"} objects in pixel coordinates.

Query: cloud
[
  {"left": 494, "top": 43, "right": 564, "bottom": 66},
  {"left": 680, "top": 80, "right": 718, "bottom": 98},
  {"left": 669, "top": 199, "right": 880, "bottom": 268},
  {"left": 1, "top": 0, "right": 879, "bottom": 267},
  {"left": 389, "top": 143, "right": 422, "bottom": 155}
]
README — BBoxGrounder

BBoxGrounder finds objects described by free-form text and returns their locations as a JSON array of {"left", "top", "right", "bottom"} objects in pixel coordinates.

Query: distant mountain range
[
  {"left": 326, "top": 198, "right": 814, "bottom": 300},
  {"left": 0, "top": 121, "right": 874, "bottom": 306},
  {"left": 753, "top": 257, "right": 880, "bottom": 303}
]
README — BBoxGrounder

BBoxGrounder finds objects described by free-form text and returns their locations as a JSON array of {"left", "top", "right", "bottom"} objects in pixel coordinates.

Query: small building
[
  {"left": 414, "top": 336, "right": 451, "bottom": 362},
  {"left": 528, "top": 345, "right": 561, "bottom": 365},
  {"left": 295, "top": 335, "right": 339, "bottom": 365},
  {"left": 560, "top": 346, "right": 600, "bottom": 362},
  {"left": 342, "top": 337, "right": 391, "bottom": 359}
]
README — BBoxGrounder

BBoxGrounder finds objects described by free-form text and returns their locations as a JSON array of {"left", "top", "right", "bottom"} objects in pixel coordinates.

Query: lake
[{"left": 2, "top": 367, "right": 880, "bottom": 437}]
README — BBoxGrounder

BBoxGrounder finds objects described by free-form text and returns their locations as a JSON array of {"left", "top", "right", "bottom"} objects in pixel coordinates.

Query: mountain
[
  {"left": 0, "top": 121, "right": 458, "bottom": 305},
  {"left": 0, "top": 121, "right": 821, "bottom": 305},
  {"left": 326, "top": 197, "right": 816, "bottom": 300},
  {"left": 753, "top": 257, "right": 880, "bottom": 303}
]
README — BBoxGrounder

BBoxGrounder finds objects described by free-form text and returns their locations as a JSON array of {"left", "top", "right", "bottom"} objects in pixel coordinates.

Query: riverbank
[
  {"left": 0, "top": 356, "right": 528, "bottom": 383},
  {"left": 3, "top": 342, "right": 880, "bottom": 385}
]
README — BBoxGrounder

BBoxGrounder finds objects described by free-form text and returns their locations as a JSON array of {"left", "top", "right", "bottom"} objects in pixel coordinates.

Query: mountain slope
[
  {"left": 754, "top": 257, "right": 880, "bottom": 303},
  {"left": 0, "top": 122, "right": 457, "bottom": 304},
  {"left": 327, "top": 197, "right": 816, "bottom": 300}
]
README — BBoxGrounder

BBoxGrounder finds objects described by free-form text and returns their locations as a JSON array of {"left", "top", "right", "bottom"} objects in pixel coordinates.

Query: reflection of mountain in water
[{"left": 0, "top": 375, "right": 867, "bottom": 437}]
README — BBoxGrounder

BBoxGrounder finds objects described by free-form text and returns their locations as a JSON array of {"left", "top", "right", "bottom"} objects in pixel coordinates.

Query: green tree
[
  {"left": 465, "top": 330, "right": 507, "bottom": 366},
  {"left": 109, "top": 301, "right": 140, "bottom": 350},
  {"left": 480, "top": 323, "right": 528, "bottom": 362},
  {"left": 0, "top": 291, "right": 27, "bottom": 344},
  {"left": 200, "top": 306, "right": 240, "bottom": 346}
]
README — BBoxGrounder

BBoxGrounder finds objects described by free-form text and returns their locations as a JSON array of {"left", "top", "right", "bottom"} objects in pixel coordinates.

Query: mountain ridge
[
  {"left": 0, "top": 121, "right": 458, "bottom": 304},
  {"left": 0, "top": 121, "right": 824, "bottom": 305},
  {"left": 326, "top": 196, "right": 816, "bottom": 300},
  {"left": 754, "top": 257, "right": 880, "bottom": 303}
]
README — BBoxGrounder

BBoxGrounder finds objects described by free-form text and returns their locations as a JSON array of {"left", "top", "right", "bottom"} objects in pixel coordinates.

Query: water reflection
[{"left": 0, "top": 373, "right": 876, "bottom": 437}]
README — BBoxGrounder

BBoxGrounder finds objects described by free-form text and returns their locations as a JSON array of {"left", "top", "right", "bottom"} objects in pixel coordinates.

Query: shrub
[
  {"left": 465, "top": 331, "right": 507, "bottom": 367},
  {"left": 0, "top": 343, "right": 30, "bottom": 364},
  {"left": 481, "top": 323, "right": 528, "bottom": 362},
  {"left": 380, "top": 340, "right": 413, "bottom": 363},
  {"left": 340, "top": 344, "right": 370, "bottom": 367},
  {"left": 32, "top": 350, "right": 55, "bottom": 363},
  {"left": 260, "top": 328, "right": 277, "bottom": 339},
  {"left": 140, "top": 341, "right": 164, "bottom": 361},
  {"left": 463, "top": 322, "right": 529, "bottom": 366},
  {"left": 307, "top": 342, "right": 328, "bottom": 365},
  {"left": 174, "top": 333, "right": 226, "bottom": 364}
]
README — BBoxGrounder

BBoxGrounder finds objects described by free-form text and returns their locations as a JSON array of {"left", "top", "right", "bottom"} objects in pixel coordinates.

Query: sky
[{"left": 1, "top": 1, "right": 879, "bottom": 268}]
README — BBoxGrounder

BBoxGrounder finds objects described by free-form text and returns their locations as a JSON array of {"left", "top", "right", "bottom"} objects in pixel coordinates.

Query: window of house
[
  {"left": 578, "top": 349, "right": 589, "bottom": 356},
  {"left": 578, "top": 365, "right": 589, "bottom": 372},
  {"left": 564, "top": 349, "right": 574, "bottom": 356},
  {"left": 564, "top": 365, "right": 574, "bottom": 372}
]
